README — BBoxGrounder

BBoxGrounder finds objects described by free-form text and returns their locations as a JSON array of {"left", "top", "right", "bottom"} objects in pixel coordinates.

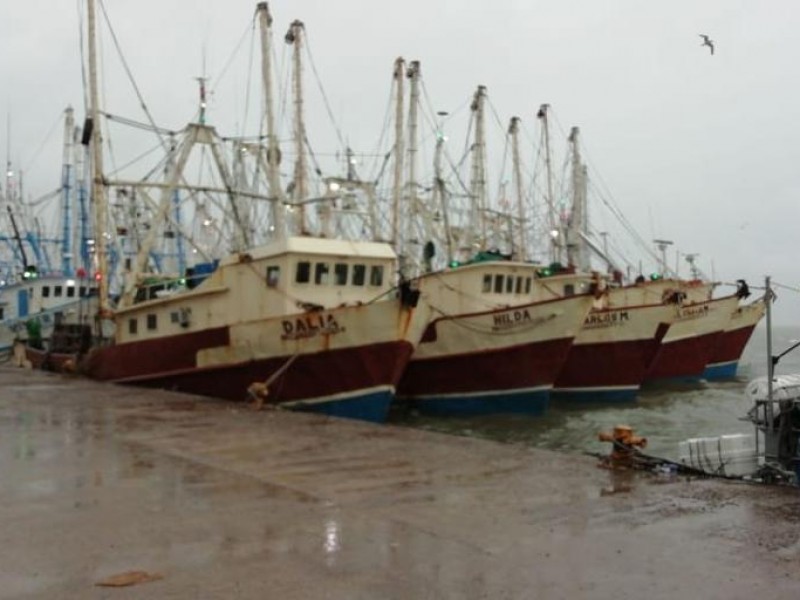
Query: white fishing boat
[
  {"left": 398, "top": 259, "right": 594, "bottom": 415},
  {"left": 0, "top": 272, "right": 96, "bottom": 355},
  {"left": 72, "top": 2, "right": 434, "bottom": 422},
  {"left": 84, "top": 236, "right": 430, "bottom": 422}
]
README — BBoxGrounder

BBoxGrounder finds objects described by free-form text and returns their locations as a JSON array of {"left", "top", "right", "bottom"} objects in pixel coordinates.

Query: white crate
[{"left": 678, "top": 433, "right": 758, "bottom": 477}]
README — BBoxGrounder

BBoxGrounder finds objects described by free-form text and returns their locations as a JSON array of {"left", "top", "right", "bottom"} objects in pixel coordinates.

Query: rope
[
  {"left": 773, "top": 281, "right": 800, "bottom": 294},
  {"left": 304, "top": 35, "right": 346, "bottom": 150},
  {"left": 22, "top": 111, "right": 63, "bottom": 175},
  {"left": 238, "top": 19, "right": 257, "bottom": 141},
  {"left": 97, "top": 0, "right": 170, "bottom": 157},
  {"left": 209, "top": 19, "right": 255, "bottom": 95},
  {"left": 77, "top": 0, "right": 89, "bottom": 114}
]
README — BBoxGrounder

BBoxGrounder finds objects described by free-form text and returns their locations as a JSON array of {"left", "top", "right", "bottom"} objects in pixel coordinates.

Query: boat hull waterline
[
  {"left": 397, "top": 294, "right": 594, "bottom": 416},
  {"left": 644, "top": 295, "right": 740, "bottom": 384},
  {"left": 85, "top": 299, "right": 423, "bottom": 423},
  {"left": 552, "top": 303, "right": 673, "bottom": 403},
  {"left": 703, "top": 299, "right": 766, "bottom": 380}
]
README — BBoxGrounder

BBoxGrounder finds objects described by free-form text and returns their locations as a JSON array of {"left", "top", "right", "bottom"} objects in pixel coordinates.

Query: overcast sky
[{"left": 2, "top": 0, "right": 800, "bottom": 324}]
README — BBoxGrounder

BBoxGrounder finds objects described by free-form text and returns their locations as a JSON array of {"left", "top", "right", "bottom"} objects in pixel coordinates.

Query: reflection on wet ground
[{"left": 2, "top": 366, "right": 800, "bottom": 599}]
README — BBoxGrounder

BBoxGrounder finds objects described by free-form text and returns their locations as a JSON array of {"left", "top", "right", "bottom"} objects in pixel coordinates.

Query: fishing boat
[
  {"left": 83, "top": 236, "right": 430, "bottom": 422},
  {"left": 643, "top": 293, "right": 740, "bottom": 383},
  {"left": 0, "top": 272, "right": 96, "bottom": 356},
  {"left": 552, "top": 289, "right": 673, "bottom": 402},
  {"left": 396, "top": 260, "right": 594, "bottom": 415},
  {"left": 703, "top": 295, "right": 767, "bottom": 380},
  {"left": 1, "top": 106, "right": 96, "bottom": 357},
  {"left": 67, "top": 3, "right": 436, "bottom": 422}
]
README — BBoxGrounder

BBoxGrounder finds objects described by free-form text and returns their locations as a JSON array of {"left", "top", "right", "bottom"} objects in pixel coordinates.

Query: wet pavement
[{"left": 1, "top": 366, "right": 800, "bottom": 599}]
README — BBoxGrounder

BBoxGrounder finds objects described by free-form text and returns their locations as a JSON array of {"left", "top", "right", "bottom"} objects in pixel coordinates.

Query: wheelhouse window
[
  {"left": 334, "top": 263, "right": 348, "bottom": 286},
  {"left": 493, "top": 274, "right": 504, "bottom": 294},
  {"left": 42, "top": 286, "right": 50, "bottom": 298},
  {"left": 482, "top": 274, "right": 492, "bottom": 293},
  {"left": 146, "top": 314, "right": 157, "bottom": 330},
  {"left": 66, "top": 286, "right": 75, "bottom": 298},
  {"left": 266, "top": 266, "right": 280, "bottom": 288},
  {"left": 315, "top": 263, "right": 330, "bottom": 285},
  {"left": 515, "top": 277, "right": 523, "bottom": 294},
  {"left": 79, "top": 286, "right": 87, "bottom": 297},
  {"left": 369, "top": 265, "right": 384, "bottom": 287},
  {"left": 525, "top": 277, "right": 532, "bottom": 294},
  {"left": 295, "top": 261, "right": 311, "bottom": 284},
  {"left": 505, "top": 276, "right": 514, "bottom": 294},
  {"left": 128, "top": 319, "right": 138, "bottom": 334},
  {"left": 54, "top": 286, "right": 63, "bottom": 297},
  {"left": 563, "top": 284, "right": 575, "bottom": 297},
  {"left": 352, "top": 264, "right": 366, "bottom": 286}
]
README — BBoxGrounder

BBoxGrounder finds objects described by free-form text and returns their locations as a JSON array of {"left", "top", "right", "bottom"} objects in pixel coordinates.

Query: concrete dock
[{"left": 2, "top": 366, "right": 800, "bottom": 599}]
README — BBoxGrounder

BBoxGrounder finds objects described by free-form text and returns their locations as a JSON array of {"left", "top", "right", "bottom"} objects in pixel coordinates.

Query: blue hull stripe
[
  {"left": 702, "top": 360, "right": 739, "bottom": 380},
  {"left": 283, "top": 386, "right": 394, "bottom": 423},
  {"left": 551, "top": 386, "right": 639, "bottom": 403},
  {"left": 406, "top": 387, "right": 550, "bottom": 417}
]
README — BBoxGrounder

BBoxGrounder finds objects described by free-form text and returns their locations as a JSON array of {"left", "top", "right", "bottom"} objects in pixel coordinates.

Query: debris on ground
[{"left": 94, "top": 570, "right": 164, "bottom": 587}]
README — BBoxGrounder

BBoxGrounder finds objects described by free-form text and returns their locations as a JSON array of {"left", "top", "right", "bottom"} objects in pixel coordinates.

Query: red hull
[
  {"left": 397, "top": 337, "right": 574, "bottom": 397},
  {"left": 84, "top": 328, "right": 414, "bottom": 405},
  {"left": 709, "top": 324, "right": 758, "bottom": 364},
  {"left": 645, "top": 331, "right": 722, "bottom": 381},
  {"left": 84, "top": 327, "right": 231, "bottom": 381},
  {"left": 555, "top": 329, "right": 667, "bottom": 390}
]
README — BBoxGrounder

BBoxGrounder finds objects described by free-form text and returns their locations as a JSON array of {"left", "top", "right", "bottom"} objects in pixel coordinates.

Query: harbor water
[{"left": 391, "top": 323, "right": 797, "bottom": 459}]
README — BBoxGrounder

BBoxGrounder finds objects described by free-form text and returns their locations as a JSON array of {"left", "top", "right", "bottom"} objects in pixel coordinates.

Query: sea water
[{"left": 391, "top": 324, "right": 800, "bottom": 460}]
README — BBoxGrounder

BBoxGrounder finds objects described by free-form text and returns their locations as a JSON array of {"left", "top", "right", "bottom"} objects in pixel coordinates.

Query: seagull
[{"left": 699, "top": 34, "right": 715, "bottom": 55}]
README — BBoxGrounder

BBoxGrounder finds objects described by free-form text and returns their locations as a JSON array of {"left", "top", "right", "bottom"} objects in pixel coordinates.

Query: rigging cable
[
  {"left": 237, "top": 15, "right": 257, "bottom": 141},
  {"left": 76, "top": 0, "right": 89, "bottom": 114},
  {"left": 98, "top": 0, "right": 170, "bottom": 157},
  {"left": 21, "top": 111, "right": 63, "bottom": 177},
  {"left": 303, "top": 34, "right": 346, "bottom": 151}
]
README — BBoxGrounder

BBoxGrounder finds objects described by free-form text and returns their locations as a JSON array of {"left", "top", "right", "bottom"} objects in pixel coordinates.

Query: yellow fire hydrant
[{"left": 598, "top": 425, "right": 647, "bottom": 466}]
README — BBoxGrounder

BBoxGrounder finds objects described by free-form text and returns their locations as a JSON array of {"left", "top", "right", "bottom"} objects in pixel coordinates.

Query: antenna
[
  {"left": 683, "top": 253, "right": 700, "bottom": 280},
  {"left": 195, "top": 76, "right": 208, "bottom": 125},
  {"left": 653, "top": 238, "right": 673, "bottom": 275},
  {"left": 195, "top": 45, "right": 208, "bottom": 125}
]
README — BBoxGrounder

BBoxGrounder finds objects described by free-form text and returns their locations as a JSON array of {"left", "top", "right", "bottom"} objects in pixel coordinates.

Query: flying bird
[{"left": 699, "top": 34, "right": 715, "bottom": 55}]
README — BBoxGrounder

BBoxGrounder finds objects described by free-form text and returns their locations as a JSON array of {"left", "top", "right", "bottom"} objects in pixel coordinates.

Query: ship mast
[
  {"left": 405, "top": 60, "right": 421, "bottom": 273},
  {"left": 468, "top": 85, "right": 488, "bottom": 256},
  {"left": 285, "top": 19, "right": 308, "bottom": 234},
  {"left": 537, "top": 104, "right": 561, "bottom": 265},
  {"left": 60, "top": 107, "right": 75, "bottom": 276},
  {"left": 256, "top": 2, "right": 285, "bottom": 238},
  {"left": 391, "top": 57, "right": 405, "bottom": 252},
  {"left": 508, "top": 116, "right": 527, "bottom": 261},
  {"left": 87, "top": 0, "right": 110, "bottom": 317},
  {"left": 433, "top": 111, "right": 453, "bottom": 265},
  {"left": 74, "top": 121, "right": 90, "bottom": 274},
  {"left": 567, "top": 126, "right": 589, "bottom": 270}
]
